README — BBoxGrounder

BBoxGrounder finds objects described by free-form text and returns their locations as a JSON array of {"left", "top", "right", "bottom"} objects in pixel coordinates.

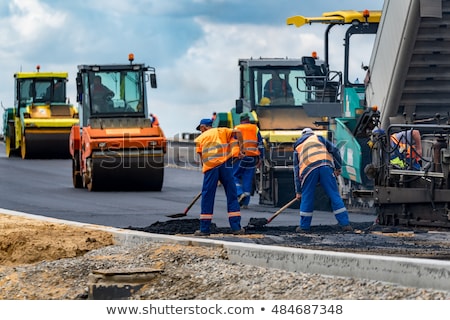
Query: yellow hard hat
[{"left": 260, "top": 97, "right": 271, "bottom": 106}]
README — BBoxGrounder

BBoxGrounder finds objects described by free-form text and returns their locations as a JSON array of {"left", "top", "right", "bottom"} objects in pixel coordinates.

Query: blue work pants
[
  {"left": 233, "top": 156, "right": 258, "bottom": 206},
  {"left": 299, "top": 166, "right": 349, "bottom": 230},
  {"left": 200, "top": 158, "right": 241, "bottom": 232}
]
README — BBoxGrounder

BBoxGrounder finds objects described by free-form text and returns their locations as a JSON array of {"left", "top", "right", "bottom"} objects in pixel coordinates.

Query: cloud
[
  {"left": 9, "top": 0, "right": 66, "bottom": 40},
  {"left": 152, "top": 18, "right": 325, "bottom": 137},
  {"left": 0, "top": 0, "right": 384, "bottom": 138}
]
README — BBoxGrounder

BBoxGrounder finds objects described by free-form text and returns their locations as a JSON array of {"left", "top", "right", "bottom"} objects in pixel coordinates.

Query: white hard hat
[{"left": 302, "top": 127, "right": 314, "bottom": 135}]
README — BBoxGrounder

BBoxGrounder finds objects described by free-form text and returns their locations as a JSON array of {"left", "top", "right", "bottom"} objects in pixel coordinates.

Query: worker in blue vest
[
  {"left": 293, "top": 128, "right": 353, "bottom": 232},
  {"left": 194, "top": 118, "right": 245, "bottom": 236}
]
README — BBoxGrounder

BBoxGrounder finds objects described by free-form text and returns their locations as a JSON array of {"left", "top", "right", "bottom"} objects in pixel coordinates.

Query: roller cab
[
  {"left": 2, "top": 68, "right": 79, "bottom": 159},
  {"left": 71, "top": 54, "right": 166, "bottom": 191},
  {"left": 214, "top": 57, "right": 337, "bottom": 208}
]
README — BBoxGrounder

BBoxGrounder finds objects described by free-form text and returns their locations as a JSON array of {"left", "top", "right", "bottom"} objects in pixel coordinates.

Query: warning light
[
  {"left": 128, "top": 53, "right": 135, "bottom": 63},
  {"left": 36, "top": 65, "right": 40, "bottom": 72}
]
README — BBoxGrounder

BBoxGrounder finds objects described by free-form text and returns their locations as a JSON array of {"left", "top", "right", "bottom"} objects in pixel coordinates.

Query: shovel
[
  {"left": 166, "top": 191, "right": 202, "bottom": 218},
  {"left": 248, "top": 197, "right": 299, "bottom": 227}
]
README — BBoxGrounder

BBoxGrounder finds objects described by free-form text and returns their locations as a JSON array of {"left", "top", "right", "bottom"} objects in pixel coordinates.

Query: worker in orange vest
[
  {"left": 150, "top": 113, "right": 159, "bottom": 127},
  {"left": 232, "top": 114, "right": 264, "bottom": 208},
  {"left": 390, "top": 129, "right": 422, "bottom": 170},
  {"left": 263, "top": 70, "right": 293, "bottom": 101},
  {"left": 194, "top": 118, "right": 245, "bottom": 236}
]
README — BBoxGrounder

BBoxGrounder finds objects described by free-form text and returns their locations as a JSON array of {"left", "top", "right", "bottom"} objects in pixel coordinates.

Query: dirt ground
[
  {"left": 0, "top": 213, "right": 114, "bottom": 267},
  {"left": 1, "top": 213, "right": 450, "bottom": 300}
]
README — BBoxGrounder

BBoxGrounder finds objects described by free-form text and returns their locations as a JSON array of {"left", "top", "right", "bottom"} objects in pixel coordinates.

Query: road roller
[
  {"left": 69, "top": 54, "right": 166, "bottom": 191},
  {"left": 2, "top": 66, "right": 79, "bottom": 159}
]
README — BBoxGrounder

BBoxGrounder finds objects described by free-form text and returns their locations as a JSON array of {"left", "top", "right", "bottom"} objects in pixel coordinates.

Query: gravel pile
[{"left": 1, "top": 242, "right": 449, "bottom": 300}]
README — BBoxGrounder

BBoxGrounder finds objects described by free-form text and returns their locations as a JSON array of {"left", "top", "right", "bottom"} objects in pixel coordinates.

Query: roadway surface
[
  {"left": 2, "top": 141, "right": 450, "bottom": 292},
  {"left": 0, "top": 142, "right": 375, "bottom": 231}
]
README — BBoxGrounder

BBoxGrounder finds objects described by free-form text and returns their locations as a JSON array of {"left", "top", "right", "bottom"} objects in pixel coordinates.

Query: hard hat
[
  {"left": 260, "top": 97, "right": 271, "bottom": 106},
  {"left": 302, "top": 127, "right": 314, "bottom": 135}
]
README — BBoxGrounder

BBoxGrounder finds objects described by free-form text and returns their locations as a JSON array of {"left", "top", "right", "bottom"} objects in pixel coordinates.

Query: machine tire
[
  {"left": 5, "top": 136, "right": 14, "bottom": 158},
  {"left": 86, "top": 160, "right": 96, "bottom": 192},
  {"left": 5, "top": 125, "right": 18, "bottom": 157},
  {"left": 21, "top": 135, "right": 29, "bottom": 159},
  {"left": 72, "top": 157, "right": 83, "bottom": 188},
  {"left": 147, "top": 166, "right": 164, "bottom": 191}
]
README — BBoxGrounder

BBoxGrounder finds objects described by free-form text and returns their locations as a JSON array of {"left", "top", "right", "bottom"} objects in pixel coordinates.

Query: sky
[{"left": 0, "top": 0, "right": 384, "bottom": 138}]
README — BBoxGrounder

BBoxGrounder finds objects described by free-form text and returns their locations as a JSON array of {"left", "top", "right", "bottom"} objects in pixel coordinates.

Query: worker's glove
[{"left": 334, "top": 168, "right": 342, "bottom": 177}]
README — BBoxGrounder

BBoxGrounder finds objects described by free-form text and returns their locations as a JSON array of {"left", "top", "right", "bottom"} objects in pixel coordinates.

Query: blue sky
[{"left": 0, "top": 0, "right": 384, "bottom": 138}]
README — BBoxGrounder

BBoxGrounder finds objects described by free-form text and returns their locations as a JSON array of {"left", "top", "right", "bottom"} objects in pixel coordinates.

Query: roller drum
[{"left": 87, "top": 153, "right": 164, "bottom": 191}]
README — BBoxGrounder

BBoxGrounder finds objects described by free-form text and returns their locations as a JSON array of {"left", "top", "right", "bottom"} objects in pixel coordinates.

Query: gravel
[{"left": 1, "top": 242, "right": 449, "bottom": 300}]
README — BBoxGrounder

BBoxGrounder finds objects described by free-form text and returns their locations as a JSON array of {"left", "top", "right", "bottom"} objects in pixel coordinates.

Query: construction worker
[
  {"left": 233, "top": 114, "right": 264, "bottom": 208},
  {"left": 293, "top": 128, "right": 353, "bottom": 232},
  {"left": 150, "top": 113, "right": 159, "bottom": 127},
  {"left": 263, "top": 70, "right": 293, "bottom": 102},
  {"left": 390, "top": 129, "right": 422, "bottom": 170},
  {"left": 194, "top": 118, "right": 245, "bottom": 236},
  {"left": 91, "top": 75, "right": 114, "bottom": 112}
]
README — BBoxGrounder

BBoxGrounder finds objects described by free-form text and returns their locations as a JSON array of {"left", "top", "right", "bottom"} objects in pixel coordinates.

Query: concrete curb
[{"left": 2, "top": 208, "right": 450, "bottom": 292}]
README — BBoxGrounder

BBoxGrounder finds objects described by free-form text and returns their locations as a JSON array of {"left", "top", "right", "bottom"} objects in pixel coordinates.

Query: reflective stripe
[
  {"left": 202, "top": 142, "right": 229, "bottom": 163},
  {"left": 200, "top": 214, "right": 213, "bottom": 220},
  {"left": 230, "top": 138, "right": 240, "bottom": 157},
  {"left": 235, "top": 124, "right": 260, "bottom": 157},
  {"left": 300, "top": 211, "right": 313, "bottom": 217},
  {"left": 269, "top": 79, "right": 287, "bottom": 94},
  {"left": 333, "top": 207, "right": 347, "bottom": 215},
  {"left": 195, "top": 128, "right": 234, "bottom": 172},
  {"left": 228, "top": 211, "right": 241, "bottom": 218}
]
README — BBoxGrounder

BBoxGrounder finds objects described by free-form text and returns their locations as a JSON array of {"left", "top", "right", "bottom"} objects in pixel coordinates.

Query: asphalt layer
[{"left": 128, "top": 219, "right": 450, "bottom": 261}]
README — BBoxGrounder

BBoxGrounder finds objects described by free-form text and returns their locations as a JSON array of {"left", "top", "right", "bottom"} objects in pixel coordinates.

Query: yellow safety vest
[
  {"left": 295, "top": 134, "right": 333, "bottom": 178},
  {"left": 390, "top": 134, "right": 420, "bottom": 162}
]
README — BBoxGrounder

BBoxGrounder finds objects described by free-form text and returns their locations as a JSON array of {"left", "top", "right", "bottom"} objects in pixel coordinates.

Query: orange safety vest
[
  {"left": 295, "top": 134, "right": 333, "bottom": 179},
  {"left": 268, "top": 79, "right": 287, "bottom": 95},
  {"left": 234, "top": 123, "right": 260, "bottom": 157},
  {"left": 152, "top": 115, "right": 159, "bottom": 127},
  {"left": 194, "top": 128, "right": 234, "bottom": 172},
  {"left": 390, "top": 134, "right": 420, "bottom": 162}
]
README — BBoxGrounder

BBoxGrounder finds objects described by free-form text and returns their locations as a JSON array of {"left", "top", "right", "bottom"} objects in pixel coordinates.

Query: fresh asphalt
[
  {"left": 0, "top": 142, "right": 375, "bottom": 230},
  {"left": 1, "top": 141, "right": 450, "bottom": 292}
]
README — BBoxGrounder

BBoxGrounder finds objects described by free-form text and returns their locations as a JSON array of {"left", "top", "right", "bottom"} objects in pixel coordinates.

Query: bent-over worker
[
  {"left": 293, "top": 128, "right": 353, "bottom": 232},
  {"left": 194, "top": 118, "right": 245, "bottom": 236}
]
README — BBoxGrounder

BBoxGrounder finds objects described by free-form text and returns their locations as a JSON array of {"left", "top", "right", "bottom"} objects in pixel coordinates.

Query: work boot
[
  {"left": 194, "top": 230, "right": 210, "bottom": 237},
  {"left": 295, "top": 227, "right": 310, "bottom": 234},
  {"left": 341, "top": 224, "right": 354, "bottom": 232},
  {"left": 232, "top": 228, "right": 245, "bottom": 235},
  {"left": 238, "top": 194, "right": 247, "bottom": 206}
]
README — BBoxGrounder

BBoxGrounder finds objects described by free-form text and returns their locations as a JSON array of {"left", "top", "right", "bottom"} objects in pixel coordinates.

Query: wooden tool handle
[
  {"left": 267, "top": 197, "right": 299, "bottom": 223},
  {"left": 184, "top": 191, "right": 202, "bottom": 214}
]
